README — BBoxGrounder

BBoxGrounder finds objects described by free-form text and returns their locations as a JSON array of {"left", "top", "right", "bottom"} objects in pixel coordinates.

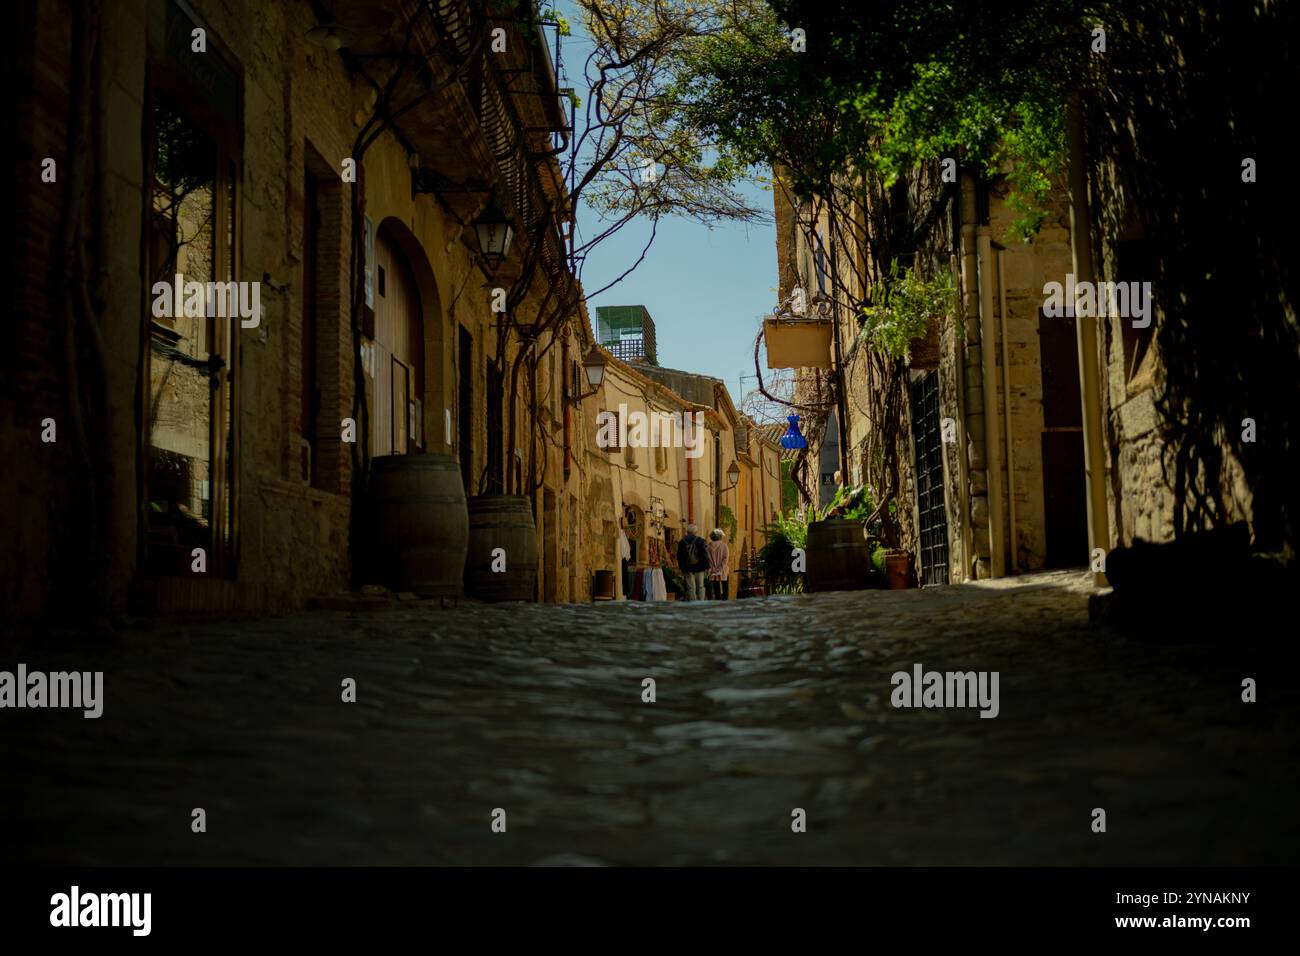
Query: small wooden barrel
[
  {"left": 465, "top": 495, "right": 538, "bottom": 602},
  {"left": 592, "top": 570, "right": 615, "bottom": 601},
  {"left": 805, "top": 518, "right": 873, "bottom": 592},
  {"left": 371, "top": 454, "right": 468, "bottom": 597}
]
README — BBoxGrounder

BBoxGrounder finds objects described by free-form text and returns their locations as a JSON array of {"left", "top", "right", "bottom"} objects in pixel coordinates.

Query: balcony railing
[{"left": 423, "top": 0, "right": 567, "bottom": 282}]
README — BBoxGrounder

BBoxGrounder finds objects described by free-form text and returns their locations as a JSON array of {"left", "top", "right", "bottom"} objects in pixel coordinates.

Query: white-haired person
[{"left": 706, "top": 528, "right": 730, "bottom": 600}]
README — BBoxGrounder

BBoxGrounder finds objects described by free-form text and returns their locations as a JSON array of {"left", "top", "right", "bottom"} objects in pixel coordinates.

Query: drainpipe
[
  {"left": 959, "top": 173, "right": 990, "bottom": 578},
  {"left": 686, "top": 410, "right": 695, "bottom": 525},
  {"left": 1066, "top": 93, "right": 1111, "bottom": 587},
  {"left": 977, "top": 222, "right": 1006, "bottom": 578},
  {"left": 562, "top": 329, "right": 572, "bottom": 481},
  {"left": 714, "top": 420, "right": 722, "bottom": 534},
  {"left": 997, "top": 248, "right": 1017, "bottom": 573},
  {"left": 950, "top": 251, "right": 972, "bottom": 583}
]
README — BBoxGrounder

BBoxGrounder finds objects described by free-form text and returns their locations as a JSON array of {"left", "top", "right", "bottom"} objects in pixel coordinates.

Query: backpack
[{"left": 682, "top": 535, "right": 707, "bottom": 571}]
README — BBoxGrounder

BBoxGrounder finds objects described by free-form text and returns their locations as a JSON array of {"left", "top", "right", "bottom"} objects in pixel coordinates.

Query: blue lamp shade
[{"left": 780, "top": 414, "right": 808, "bottom": 450}]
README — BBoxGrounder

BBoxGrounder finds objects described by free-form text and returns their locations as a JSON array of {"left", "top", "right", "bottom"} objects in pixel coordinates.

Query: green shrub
[{"left": 756, "top": 508, "right": 813, "bottom": 593}]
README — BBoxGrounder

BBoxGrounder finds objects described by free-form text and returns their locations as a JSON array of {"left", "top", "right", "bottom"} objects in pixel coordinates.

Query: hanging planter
[
  {"left": 907, "top": 315, "right": 942, "bottom": 370},
  {"left": 763, "top": 315, "right": 833, "bottom": 369},
  {"left": 859, "top": 264, "right": 957, "bottom": 366}
]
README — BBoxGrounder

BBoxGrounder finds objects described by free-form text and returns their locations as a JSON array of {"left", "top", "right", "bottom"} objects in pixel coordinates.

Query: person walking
[
  {"left": 706, "top": 528, "right": 730, "bottom": 600},
  {"left": 676, "top": 523, "right": 709, "bottom": 601}
]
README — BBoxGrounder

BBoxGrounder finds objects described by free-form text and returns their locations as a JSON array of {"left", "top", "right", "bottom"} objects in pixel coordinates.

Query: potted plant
[
  {"left": 755, "top": 510, "right": 807, "bottom": 594},
  {"left": 857, "top": 262, "right": 957, "bottom": 371}
]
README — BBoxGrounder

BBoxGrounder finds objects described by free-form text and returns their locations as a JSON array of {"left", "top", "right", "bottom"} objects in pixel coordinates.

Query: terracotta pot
[{"left": 885, "top": 550, "right": 917, "bottom": 589}]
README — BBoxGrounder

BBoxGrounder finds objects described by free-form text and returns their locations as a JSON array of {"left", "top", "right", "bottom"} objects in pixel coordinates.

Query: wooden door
[
  {"left": 372, "top": 228, "right": 422, "bottom": 457},
  {"left": 1039, "top": 312, "right": 1088, "bottom": 568}
]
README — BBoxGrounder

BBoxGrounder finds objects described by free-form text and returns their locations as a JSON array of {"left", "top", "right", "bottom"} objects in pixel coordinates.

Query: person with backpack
[{"left": 676, "top": 524, "right": 709, "bottom": 601}]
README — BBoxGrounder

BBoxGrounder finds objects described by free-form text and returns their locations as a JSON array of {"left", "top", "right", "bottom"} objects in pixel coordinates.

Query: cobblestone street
[{"left": 3, "top": 570, "right": 1297, "bottom": 866}]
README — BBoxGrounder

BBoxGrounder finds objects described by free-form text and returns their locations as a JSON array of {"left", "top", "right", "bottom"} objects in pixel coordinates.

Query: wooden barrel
[
  {"left": 805, "top": 519, "right": 874, "bottom": 592},
  {"left": 592, "top": 570, "right": 614, "bottom": 601},
  {"left": 465, "top": 495, "right": 538, "bottom": 602},
  {"left": 371, "top": 454, "right": 468, "bottom": 598}
]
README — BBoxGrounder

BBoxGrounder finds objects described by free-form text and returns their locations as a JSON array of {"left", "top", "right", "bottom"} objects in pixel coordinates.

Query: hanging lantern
[
  {"left": 780, "top": 415, "right": 807, "bottom": 450},
  {"left": 306, "top": 22, "right": 354, "bottom": 51},
  {"left": 581, "top": 347, "right": 607, "bottom": 388},
  {"left": 473, "top": 194, "right": 514, "bottom": 271}
]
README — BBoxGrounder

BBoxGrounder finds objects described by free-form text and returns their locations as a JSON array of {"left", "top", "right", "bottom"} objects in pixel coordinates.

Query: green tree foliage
[{"left": 718, "top": 504, "right": 738, "bottom": 543}]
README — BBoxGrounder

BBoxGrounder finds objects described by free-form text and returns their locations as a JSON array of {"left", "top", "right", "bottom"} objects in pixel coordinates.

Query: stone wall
[{"left": 1092, "top": 159, "right": 1254, "bottom": 551}]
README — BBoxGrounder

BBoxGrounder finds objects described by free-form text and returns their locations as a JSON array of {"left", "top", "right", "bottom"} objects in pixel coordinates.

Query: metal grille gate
[{"left": 910, "top": 371, "right": 950, "bottom": 585}]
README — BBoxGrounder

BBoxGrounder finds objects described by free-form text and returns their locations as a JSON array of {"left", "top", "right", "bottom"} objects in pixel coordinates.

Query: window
[
  {"left": 301, "top": 170, "right": 321, "bottom": 485},
  {"left": 391, "top": 358, "right": 410, "bottom": 455},
  {"left": 604, "top": 408, "right": 621, "bottom": 450},
  {"left": 459, "top": 326, "right": 473, "bottom": 492},
  {"left": 1117, "top": 236, "right": 1156, "bottom": 389},
  {"left": 486, "top": 360, "right": 504, "bottom": 493},
  {"left": 145, "top": 3, "right": 241, "bottom": 578},
  {"left": 299, "top": 152, "right": 343, "bottom": 489},
  {"left": 550, "top": 351, "right": 558, "bottom": 417}
]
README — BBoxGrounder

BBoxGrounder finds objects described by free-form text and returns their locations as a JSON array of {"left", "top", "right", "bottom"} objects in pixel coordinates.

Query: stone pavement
[{"left": 2, "top": 570, "right": 1297, "bottom": 866}]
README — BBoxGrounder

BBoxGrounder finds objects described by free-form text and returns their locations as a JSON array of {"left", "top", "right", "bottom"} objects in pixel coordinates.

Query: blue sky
[
  {"left": 575, "top": 186, "right": 777, "bottom": 406},
  {"left": 554, "top": 3, "right": 778, "bottom": 407}
]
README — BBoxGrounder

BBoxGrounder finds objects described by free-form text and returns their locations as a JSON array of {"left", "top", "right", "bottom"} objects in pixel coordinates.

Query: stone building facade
[
  {"left": 773, "top": 169, "right": 1088, "bottom": 585},
  {"left": 733, "top": 416, "right": 784, "bottom": 583},
  {"left": 5, "top": 0, "right": 597, "bottom": 617},
  {"left": 772, "top": 131, "right": 1272, "bottom": 588}
]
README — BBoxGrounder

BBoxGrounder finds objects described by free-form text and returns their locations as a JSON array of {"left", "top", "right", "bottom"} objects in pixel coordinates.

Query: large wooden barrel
[
  {"left": 371, "top": 454, "right": 468, "bottom": 597},
  {"left": 592, "top": 570, "right": 614, "bottom": 601},
  {"left": 465, "top": 495, "right": 538, "bottom": 601},
  {"left": 805, "top": 518, "right": 875, "bottom": 592}
]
